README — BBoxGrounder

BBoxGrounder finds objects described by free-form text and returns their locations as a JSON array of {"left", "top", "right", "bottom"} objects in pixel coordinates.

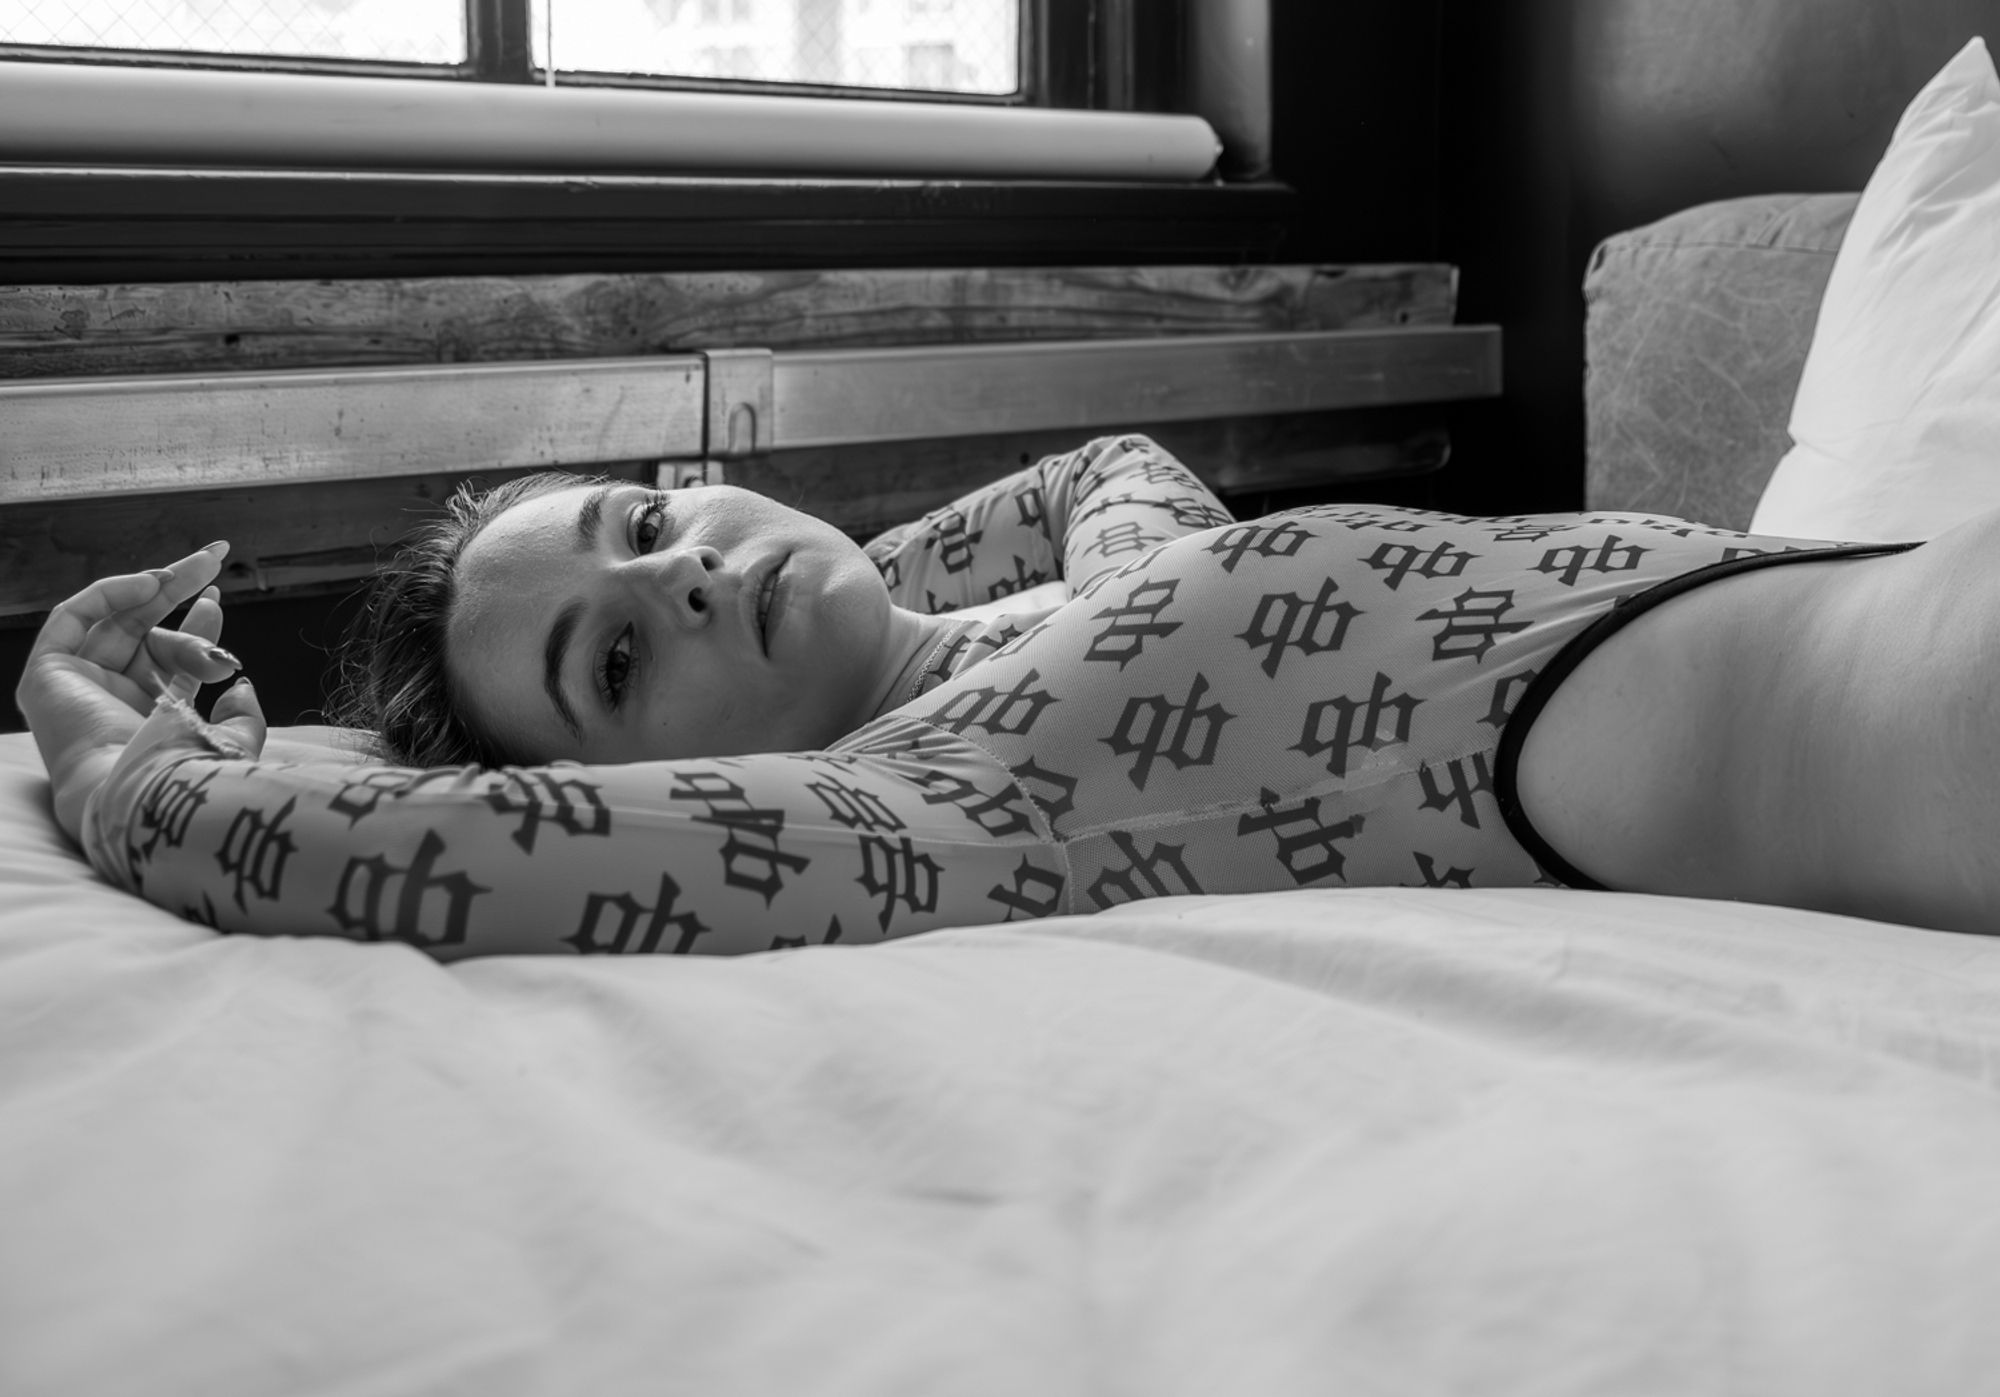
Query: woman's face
[{"left": 447, "top": 482, "right": 895, "bottom": 765}]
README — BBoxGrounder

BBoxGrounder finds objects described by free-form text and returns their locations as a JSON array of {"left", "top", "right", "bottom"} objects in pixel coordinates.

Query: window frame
[
  {"left": 0, "top": 0, "right": 1278, "bottom": 286},
  {"left": 0, "top": 165, "right": 1293, "bottom": 284}
]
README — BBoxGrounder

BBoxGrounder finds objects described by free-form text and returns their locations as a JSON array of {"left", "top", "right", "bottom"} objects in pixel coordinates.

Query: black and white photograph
[{"left": 4, "top": 3, "right": 1999, "bottom": 1393}]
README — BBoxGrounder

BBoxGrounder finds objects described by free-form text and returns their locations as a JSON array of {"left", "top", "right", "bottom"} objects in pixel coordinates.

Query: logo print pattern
[{"left": 83, "top": 436, "right": 1866, "bottom": 955}]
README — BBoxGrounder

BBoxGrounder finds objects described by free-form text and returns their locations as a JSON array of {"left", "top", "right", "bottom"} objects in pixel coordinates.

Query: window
[
  {"left": 0, "top": 0, "right": 1272, "bottom": 286},
  {"left": 0, "top": 0, "right": 1023, "bottom": 98},
  {"left": 539, "top": 0, "right": 1016, "bottom": 97},
  {"left": 902, "top": 41, "right": 957, "bottom": 92},
  {"left": 0, "top": 0, "right": 465, "bottom": 64}
]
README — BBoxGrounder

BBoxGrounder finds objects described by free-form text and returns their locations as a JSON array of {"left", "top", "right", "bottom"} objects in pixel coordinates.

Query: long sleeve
[
  {"left": 864, "top": 435, "right": 1233, "bottom": 613},
  {"left": 81, "top": 702, "right": 1067, "bottom": 961},
  {"left": 75, "top": 434, "right": 1227, "bottom": 960}
]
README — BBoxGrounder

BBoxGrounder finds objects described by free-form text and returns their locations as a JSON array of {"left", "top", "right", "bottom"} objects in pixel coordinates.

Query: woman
[{"left": 14, "top": 436, "right": 1985, "bottom": 956}]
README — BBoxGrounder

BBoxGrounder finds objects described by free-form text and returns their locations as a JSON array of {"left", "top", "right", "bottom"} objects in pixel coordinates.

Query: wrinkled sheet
[{"left": 6, "top": 730, "right": 2000, "bottom": 1396}]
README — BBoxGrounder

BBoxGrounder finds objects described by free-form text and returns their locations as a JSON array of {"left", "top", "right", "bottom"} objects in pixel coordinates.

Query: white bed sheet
[{"left": 5, "top": 729, "right": 2000, "bottom": 1395}]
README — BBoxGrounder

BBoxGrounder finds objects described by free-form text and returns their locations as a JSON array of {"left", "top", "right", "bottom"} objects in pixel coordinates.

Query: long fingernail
[
  {"left": 146, "top": 568, "right": 175, "bottom": 583},
  {"left": 201, "top": 540, "right": 229, "bottom": 556},
  {"left": 205, "top": 645, "right": 241, "bottom": 668}
]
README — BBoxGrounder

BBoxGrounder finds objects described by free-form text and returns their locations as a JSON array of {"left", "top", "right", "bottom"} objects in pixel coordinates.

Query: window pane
[
  {"left": 0, "top": 0, "right": 464, "bottom": 65},
  {"left": 532, "top": 0, "right": 1020, "bottom": 96}
]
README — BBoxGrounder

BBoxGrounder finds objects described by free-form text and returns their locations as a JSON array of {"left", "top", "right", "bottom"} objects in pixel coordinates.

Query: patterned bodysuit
[{"left": 81, "top": 436, "right": 1901, "bottom": 958}]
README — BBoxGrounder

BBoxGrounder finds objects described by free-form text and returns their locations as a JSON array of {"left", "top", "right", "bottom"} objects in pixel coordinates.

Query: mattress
[{"left": 5, "top": 728, "right": 2000, "bottom": 1395}]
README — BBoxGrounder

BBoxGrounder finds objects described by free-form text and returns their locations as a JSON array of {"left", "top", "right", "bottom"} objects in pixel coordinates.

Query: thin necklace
[{"left": 903, "top": 619, "right": 970, "bottom": 706}]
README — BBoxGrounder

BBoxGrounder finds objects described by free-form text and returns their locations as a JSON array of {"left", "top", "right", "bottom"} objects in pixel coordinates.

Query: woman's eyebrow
[
  {"left": 539, "top": 483, "right": 622, "bottom": 744},
  {"left": 574, "top": 483, "right": 618, "bottom": 553},
  {"left": 542, "top": 600, "right": 586, "bottom": 743}
]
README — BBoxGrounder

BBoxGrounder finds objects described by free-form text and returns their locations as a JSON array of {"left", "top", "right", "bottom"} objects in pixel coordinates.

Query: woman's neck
[{"left": 864, "top": 606, "right": 959, "bottom": 725}]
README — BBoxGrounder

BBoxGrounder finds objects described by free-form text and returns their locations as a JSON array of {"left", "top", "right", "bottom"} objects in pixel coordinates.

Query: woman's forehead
[
  {"left": 458, "top": 485, "right": 615, "bottom": 588},
  {"left": 451, "top": 486, "right": 606, "bottom": 651},
  {"left": 479, "top": 483, "right": 608, "bottom": 553},
  {"left": 444, "top": 487, "right": 611, "bottom": 761}
]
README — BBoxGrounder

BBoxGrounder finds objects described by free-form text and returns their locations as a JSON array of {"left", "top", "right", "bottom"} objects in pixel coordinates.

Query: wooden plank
[
  {"left": 771, "top": 327, "right": 1499, "bottom": 448},
  {"left": 0, "top": 259, "right": 1472, "bottom": 615},
  {"left": 0, "top": 357, "right": 705, "bottom": 503},
  {"left": 0, "top": 463, "right": 654, "bottom": 623},
  {"left": 0, "top": 410, "right": 1444, "bottom": 622},
  {"left": 0, "top": 327, "right": 1490, "bottom": 503},
  {"left": 732, "top": 407, "right": 1453, "bottom": 536},
  {"left": 0, "top": 264, "right": 1455, "bottom": 380}
]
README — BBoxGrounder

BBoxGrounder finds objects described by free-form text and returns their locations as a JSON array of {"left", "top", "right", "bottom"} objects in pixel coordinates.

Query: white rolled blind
[{"left": 0, "top": 59, "right": 1221, "bottom": 180}]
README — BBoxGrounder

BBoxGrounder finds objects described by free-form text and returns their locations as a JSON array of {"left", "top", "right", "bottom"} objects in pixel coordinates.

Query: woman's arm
[
  {"left": 25, "top": 433, "right": 1223, "bottom": 958},
  {"left": 21, "top": 555, "right": 1061, "bottom": 960},
  {"left": 865, "top": 434, "right": 1233, "bottom": 613},
  {"left": 76, "top": 693, "right": 1064, "bottom": 961}
]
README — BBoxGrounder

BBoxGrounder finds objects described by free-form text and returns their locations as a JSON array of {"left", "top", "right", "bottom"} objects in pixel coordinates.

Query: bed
[{"left": 14, "top": 43, "right": 2000, "bottom": 1396}]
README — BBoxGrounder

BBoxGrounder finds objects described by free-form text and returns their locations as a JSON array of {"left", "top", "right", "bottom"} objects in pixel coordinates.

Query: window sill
[{"left": 0, "top": 166, "right": 1297, "bottom": 282}]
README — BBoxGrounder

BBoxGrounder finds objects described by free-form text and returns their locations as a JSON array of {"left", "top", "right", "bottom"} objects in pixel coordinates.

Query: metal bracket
[
  {"left": 654, "top": 347, "right": 775, "bottom": 490},
  {"left": 701, "top": 347, "right": 776, "bottom": 458},
  {"left": 655, "top": 458, "right": 728, "bottom": 489}
]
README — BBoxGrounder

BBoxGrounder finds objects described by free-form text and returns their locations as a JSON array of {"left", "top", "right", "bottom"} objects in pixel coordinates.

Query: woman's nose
[{"left": 623, "top": 543, "right": 722, "bottom": 627}]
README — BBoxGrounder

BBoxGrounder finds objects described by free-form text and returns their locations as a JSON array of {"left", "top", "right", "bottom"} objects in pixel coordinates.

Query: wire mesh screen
[
  {"left": 0, "top": 0, "right": 464, "bottom": 64},
  {"left": 531, "top": 0, "right": 1019, "bottom": 95}
]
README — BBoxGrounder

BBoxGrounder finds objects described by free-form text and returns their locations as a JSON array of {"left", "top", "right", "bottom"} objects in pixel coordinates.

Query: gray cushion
[{"left": 1584, "top": 193, "right": 1857, "bottom": 529}]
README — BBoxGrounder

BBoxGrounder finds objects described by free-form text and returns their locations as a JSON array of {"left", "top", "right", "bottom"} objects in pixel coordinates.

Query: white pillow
[{"left": 1751, "top": 37, "right": 2000, "bottom": 542}]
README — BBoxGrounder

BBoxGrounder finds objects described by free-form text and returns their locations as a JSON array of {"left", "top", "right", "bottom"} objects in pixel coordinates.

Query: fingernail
[
  {"left": 146, "top": 568, "right": 175, "bottom": 583},
  {"left": 205, "top": 645, "right": 241, "bottom": 668},
  {"left": 201, "top": 540, "right": 229, "bottom": 555}
]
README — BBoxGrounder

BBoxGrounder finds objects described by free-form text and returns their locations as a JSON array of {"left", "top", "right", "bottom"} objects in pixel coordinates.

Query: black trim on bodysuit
[{"left": 1492, "top": 540, "right": 1921, "bottom": 891}]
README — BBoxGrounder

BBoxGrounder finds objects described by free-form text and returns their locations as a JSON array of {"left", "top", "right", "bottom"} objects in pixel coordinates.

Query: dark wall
[
  {"left": 1435, "top": 0, "right": 1577, "bottom": 515},
  {"left": 1433, "top": 0, "right": 2000, "bottom": 515},
  {"left": 1269, "top": 0, "right": 1441, "bottom": 264},
  {"left": 1574, "top": 0, "right": 2000, "bottom": 233}
]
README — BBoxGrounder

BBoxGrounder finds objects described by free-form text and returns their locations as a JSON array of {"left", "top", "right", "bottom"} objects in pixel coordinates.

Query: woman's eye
[
  {"left": 633, "top": 497, "right": 668, "bottom": 552},
  {"left": 600, "top": 625, "right": 636, "bottom": 708}
]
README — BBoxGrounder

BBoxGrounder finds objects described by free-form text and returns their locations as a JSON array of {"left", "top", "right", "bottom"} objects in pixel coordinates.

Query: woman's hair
[{"left": 328, "top": 470, "right": 608, "bottom": 768}]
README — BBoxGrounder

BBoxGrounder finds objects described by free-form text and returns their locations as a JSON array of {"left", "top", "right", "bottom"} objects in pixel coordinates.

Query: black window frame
[{"left": 0, "top": 0, "right": 1291, "bottom": 287}]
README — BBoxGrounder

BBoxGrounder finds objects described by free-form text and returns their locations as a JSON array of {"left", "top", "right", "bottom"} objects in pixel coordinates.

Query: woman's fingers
[
  {"left": 206, "top": 676, "right": 267, "bottom": 760},
  {"left": 35, "top": 546, "right": 230, "bottom": 663},
  {"left": 30, "top": 570, "right": 170, "bottom": 660},
  {"left": 138, "top": 586, "right": 236, "bottom": 699},
  {"left": 139, "top": 629, "right": 241, "bottom": 699},
  {"left": 179, "top": 586, "right": 224, "bottom": 646},
  {"left": 73, "top": 543, "right": 229, "bottom": 670}
]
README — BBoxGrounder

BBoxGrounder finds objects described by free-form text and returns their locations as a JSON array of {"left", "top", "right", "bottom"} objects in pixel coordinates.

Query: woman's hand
[{"left": 14, "top": 544, "right": 250, "bottom": 845}]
